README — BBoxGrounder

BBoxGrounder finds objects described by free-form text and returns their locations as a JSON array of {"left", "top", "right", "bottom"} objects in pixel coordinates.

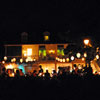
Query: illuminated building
[{"left": 4, "top": 32, "right": 100, "bottom": 74}]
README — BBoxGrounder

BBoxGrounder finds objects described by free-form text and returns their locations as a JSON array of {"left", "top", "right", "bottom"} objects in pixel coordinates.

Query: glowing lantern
[
  {"left": 60, "top": 59, "right": 63, "bottom": 62},
  {"left": 57, "top": 58, "right": 60, "bottom": 61},
  {"left": 96, "top": 54, "right": 99, "bottom": 60},
  {"left": 82, "top": 57, "right": 85, "bottom": 61},
  {"left": 20, "top": 58, "right": 23, "bottom": 63},
  {"left": 4, "top": 56, "right": 7, "bottom": 61},
  {"left": 71, "top": 56, "right": 75, "bottom": 61},
  {"left": 66, "top": 58, "right": 69, "bottom": 62},
  {"left": 11, "top": 59, "right": 14, "bottom": 62},
  {"left": 13, "top": 58, "right": 16, "bottom": 62},
  {"left": 84, "top": 53, "right": 87, "bottom": 58},
  {"left": 2, "top": 61, "right": 5, "bottom": 64},
  {"left": 62, "top": 59, "right": 65, "bottom": 62},
  {"left": 26, "top": 59, "right": 28, "bottom": 62},
  {"left": 24, "top": 53, "right": 27, "bottom": 57},
  {"left": 33, "top": 58, "right": 36, "bottom": 61},
  {"left": 56, "top": 57, "right": 58, "bottom": 61},
  {"left": 76, "top": 53, "right": 81, "bottom": 58}
]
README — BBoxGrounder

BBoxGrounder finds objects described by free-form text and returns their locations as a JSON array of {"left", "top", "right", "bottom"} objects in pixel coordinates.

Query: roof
[{"left": 4, "top": 32, "right": 73, "bottom": 45}]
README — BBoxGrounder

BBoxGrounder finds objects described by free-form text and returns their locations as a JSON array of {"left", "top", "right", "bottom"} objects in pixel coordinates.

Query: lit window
[
  {"left": 57, "top": 49, "right": 64, "bottom": 56},
  {"left": 43, "top": 50, "right": 46, "bottom": 56},
  {"left": 27, "top": 48, "right": 32, "bottom": 56},
  {"left": 39, "top": 50, "right": 46, "bottom": 56},
  {"left": 39, "top": 46, "right": 46, "bottom": 57},
  {"left": 49, "top": 50, "right": 55, "bottom": 54},
  {"left": 44, "top": 36, "right": 49, "bottom": 41}
]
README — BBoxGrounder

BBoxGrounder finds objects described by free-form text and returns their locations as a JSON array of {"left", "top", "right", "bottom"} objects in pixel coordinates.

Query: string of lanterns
[
  {"left": 56, "top": 52, "right": 100, "bottom": 63},
  {"left": 2, "top": 56, "right": 37, "bottom": 64}
]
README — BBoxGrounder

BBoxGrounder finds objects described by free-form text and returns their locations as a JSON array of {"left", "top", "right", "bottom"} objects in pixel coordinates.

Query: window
[
  {"left": 57, "top": 45, "right": 64, "bottom": 56},
  {"left": 6, "top": 46, "right": 22, "bottom": 56},
  {"left": 39, "top": 46, "right": 46, "bottom": 57},
  {"left": 27, "top": 48, "right": 32, "bottom": 56}
]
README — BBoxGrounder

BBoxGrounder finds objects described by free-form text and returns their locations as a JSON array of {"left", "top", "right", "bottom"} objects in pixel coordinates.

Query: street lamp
[{"left": 84, "top": 39, "right": 90, "bottom": 46}]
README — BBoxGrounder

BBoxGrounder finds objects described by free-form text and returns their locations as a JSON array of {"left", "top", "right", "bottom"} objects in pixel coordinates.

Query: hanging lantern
[
  {"left": 13, "top": 58, "right": 16, "bottom": 62},
  {"left": 62, "top": 58, "right": 65, "bottom": 62},
  {"left": 2, "top": 61, "right": 5, "bottom": 64},
  {"left": 76, "top": 53, "right": 81, "bottom": 58},
  {"left": 82, "top": 57, "right": 85, "bottom": 61},
  {"left": 66, "top": 58, "right": 70, "bottom": 62},
  {"left": 4, "top": 56, "right": 7, "bottom": 61},
  {"left": 84, "top": 53, "right": 87, "bottom": 58},
  {"left": 71, "top": 56, "right": 75, "bottom": 61},
  {"left": 60, "top": 59, "right": 63, "bottom": 62},
  {"left": 96, "top": 54, "right": 99, "bottom": 60},
  {"left": 20, "top": 58, "right": 23, "bottom": 63}
]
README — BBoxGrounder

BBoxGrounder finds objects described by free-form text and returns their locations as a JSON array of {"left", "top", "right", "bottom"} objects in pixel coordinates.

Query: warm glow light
[
  {"left": 58, "top": 58, "right": 60, "bottom": 61},
  {"left": 33, "top": 58, "right": 36, "bottom": 61},
  {"left": 62, "top": 59, "right": 65, "bottom": 62},
  {"left": 45, "top": 67, "right": 48, "bottom": 71},
  {"left": 84, "top": 39, "right": 89, "bottom": 45},
  {"left": 49, "top": 50, "right": 55, "bottom": 54},
  {"left": 20, "top": 58, "right": 23, "bottom": 63},
  {"left": 27, "top": 48, "right": 32, "bottom": 56},
  {"left": 96, "top": 54, "right": 99, "bottom": 60},
  {"left": 11, "top": 59, "right": 14, "bottom": 62},
  {"left": 71, "top": 56, "right": 75, "bottom": 61},
  {"left": 6, "top": 64, "right": 14, "bottom": 69},
  {"left": 2, "top": 61, "right": 5, "bottom": 64},
  {"left": 66, "top": 58, "right": 69, "bottom": 62},
  {"left": 84, "top": 53, "right": 87, "bottom": 58},
  {"left": 44, "top": 36, "right": 49, "bottom": 41},
  {"left": 24, "top": 53, "right": 27, "bottom": 56},
  {"left": 82, "top": 57, "right": 85, "bottom": 61},
  {"left": 60, "top": 59, "right": 63, "bottom": 62},
  {"left": 56, "top": 57, "right": 58, "bottom": 61},
  {"left": 13, "top": 58, "right": 16, "bottom": 62},
  {"left": 4, "top": 56, "right": 7, "bottom": 61},
  {"left": 26, "top": 59, "right": 28, "bottom": 62},
  {"left": 9, "top": 73, "right": 15, "bottom": 77},
  {"left": 96, "top": 47, "right": 99, "bottom": 52},
  {"left": 76, "top": 53, "right": 81, "bottom": 58}
]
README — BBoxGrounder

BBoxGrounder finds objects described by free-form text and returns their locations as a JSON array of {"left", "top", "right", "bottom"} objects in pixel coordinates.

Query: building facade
[{"left": 3, "top": 32, "right": 94, "bottom": 74}]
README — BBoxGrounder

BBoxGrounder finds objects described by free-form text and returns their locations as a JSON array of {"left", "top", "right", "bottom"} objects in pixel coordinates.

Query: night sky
[{"left": 0, "top": 0, "right": 100, "bottom": 44}]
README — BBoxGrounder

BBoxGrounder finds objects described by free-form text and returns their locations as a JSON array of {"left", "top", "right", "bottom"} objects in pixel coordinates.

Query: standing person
[
  {"left": 19, "top": 69, "right": 24, "bottom": 76},
  {"left": 52, "top": 70, "right": 57, "bottom": 78},
  {"left": 15, "top": 70, "right": 20, "bottom": 78},
  {"left": 1, "top": 67, "right": 9, "bottom": 78},
  {"left": 38, "top": 65, "right": 44, "bottom": 76},
  {"left": 44, "top": 70, "right": 50, "bottom": 80},
  {"left": 32, "top": 70, "right": 37, "bottom": 77},
  {"left": 39, "top": 65, "right": 43, "bottom": 73}
]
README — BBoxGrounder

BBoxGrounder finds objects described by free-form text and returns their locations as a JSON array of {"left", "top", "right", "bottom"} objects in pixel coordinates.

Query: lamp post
[
  {"left": 84, "top": 39, "right": 90, "bottom": 46},
  {"left": 83, "top": 39, "right": 90, "bottom": 67},
  {"left": 83, "top": 38, "right": 95, "bottom": 68}
]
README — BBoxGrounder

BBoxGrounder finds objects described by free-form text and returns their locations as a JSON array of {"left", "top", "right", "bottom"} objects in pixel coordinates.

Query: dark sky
[{"left": 0, "top": 0, "right": 100, "bottom": 43}]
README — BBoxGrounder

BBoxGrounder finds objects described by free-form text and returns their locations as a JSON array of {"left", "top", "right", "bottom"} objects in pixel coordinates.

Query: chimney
[
  {"left": 43, "top": 31, "right": 50, "bottom": 41},
  {"left": 21, "top": 32, "right": 28, "bottom": 43}
]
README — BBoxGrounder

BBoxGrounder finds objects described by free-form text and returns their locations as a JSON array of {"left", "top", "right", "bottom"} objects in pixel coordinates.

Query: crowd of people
[
  {"left": 0, "top": 64, "right": 100, "bottom": 100},
  {"left": 0, "top": 64, "right": 98, "bottom": 80}
]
